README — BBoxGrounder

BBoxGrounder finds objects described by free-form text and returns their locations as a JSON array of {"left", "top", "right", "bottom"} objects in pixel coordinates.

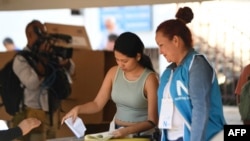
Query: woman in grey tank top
[{"left": 61, "top": 32, "right": 159, "bottom": 139}]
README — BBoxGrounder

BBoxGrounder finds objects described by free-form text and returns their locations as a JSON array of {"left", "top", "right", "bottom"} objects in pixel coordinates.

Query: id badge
[{"left": 158, "top": 98, "right": 174, "bottom": 129}]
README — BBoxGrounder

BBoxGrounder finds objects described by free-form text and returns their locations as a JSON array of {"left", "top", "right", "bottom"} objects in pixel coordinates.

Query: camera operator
[{"left": 12, "top": 20, "right": 75, "bottom": 141}]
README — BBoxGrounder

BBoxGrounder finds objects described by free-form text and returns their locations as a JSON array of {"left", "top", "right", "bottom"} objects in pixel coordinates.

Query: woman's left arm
[
  {"left": 145, "top": 73, "right": 159, "bottom": 126},
  {"left": 189, "top": 55, "right": 213, "bottom": 141}
]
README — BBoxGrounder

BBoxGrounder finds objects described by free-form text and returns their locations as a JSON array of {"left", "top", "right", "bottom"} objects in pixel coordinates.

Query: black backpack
[{"left": 0, "top": 51, "right": 33, "bottom": 116}]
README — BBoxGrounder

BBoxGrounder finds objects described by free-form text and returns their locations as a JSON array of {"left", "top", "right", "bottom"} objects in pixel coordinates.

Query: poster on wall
[{"left": 99, "top": 5, "right": 152, "bottom": 32}]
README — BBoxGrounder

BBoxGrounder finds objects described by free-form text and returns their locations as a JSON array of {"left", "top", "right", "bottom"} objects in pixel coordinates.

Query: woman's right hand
[{"left": 61, "top": 105, "right": 80, "bottom": 125}]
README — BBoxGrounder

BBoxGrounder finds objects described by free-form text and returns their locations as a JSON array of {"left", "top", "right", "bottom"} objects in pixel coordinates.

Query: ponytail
[{"left": 139, "top": 54, "right": 155, "bottom": 72}]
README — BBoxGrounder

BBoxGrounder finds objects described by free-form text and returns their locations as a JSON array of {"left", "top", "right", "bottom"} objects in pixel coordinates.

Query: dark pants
[{"left": 168, "top": 137, "right": 183, "bottom": 141}]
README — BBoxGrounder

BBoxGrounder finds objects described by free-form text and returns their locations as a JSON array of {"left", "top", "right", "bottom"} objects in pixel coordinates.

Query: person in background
[
  {"left": 61, "top": 32, "right": 159, "bottom": 138},
  {"left": 12, "top": 20, "right": 75, "bottom": 141},
  {"left": 234, "top": 64, "right": 250, "bottom": 124},
  {"left": 98, "top": 16, "right": 122, "bottom": 50},
  {"left": 105, "top": 33, "right": 119, "bottom": 51},
  {"left": 0, "top": 118, "right": 41, "bottom": 141},
  {"left": 235, "top": 64, "right": 250, "bottom": 104},
  {"left": 155, "top": 7, "right": 226, "bottom": 141},
  {"left": 2, "top": 37, "right": 20, "bottom": 51}
]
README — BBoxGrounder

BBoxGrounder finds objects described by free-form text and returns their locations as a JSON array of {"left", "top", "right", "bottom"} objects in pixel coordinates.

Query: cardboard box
[{"left": 45, "top": 22, "right": 92, "bottom": 50}]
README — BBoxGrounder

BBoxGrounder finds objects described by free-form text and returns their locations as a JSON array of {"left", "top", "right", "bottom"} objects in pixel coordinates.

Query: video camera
[{"left": 33, "top": 26, "right": 73, "bottom": 59}]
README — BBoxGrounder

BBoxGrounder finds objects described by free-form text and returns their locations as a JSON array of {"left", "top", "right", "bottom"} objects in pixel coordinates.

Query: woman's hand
[
  {"left": 111, "top": 127, "right": 129, "bottom": 138},
  {"left": 61, "top": 105, "right": 80, "bottom": 125}
]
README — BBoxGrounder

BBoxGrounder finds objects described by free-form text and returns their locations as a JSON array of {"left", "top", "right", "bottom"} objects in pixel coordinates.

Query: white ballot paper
[{"left": 64, "top": 116, "right": 86, "bottom": 138}]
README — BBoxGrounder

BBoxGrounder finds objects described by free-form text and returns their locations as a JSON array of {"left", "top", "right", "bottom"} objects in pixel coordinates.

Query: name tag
[{"left": 158, "top": 98, "right": 174, "bottom": 129}]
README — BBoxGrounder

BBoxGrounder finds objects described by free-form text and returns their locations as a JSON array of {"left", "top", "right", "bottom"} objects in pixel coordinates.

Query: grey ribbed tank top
[{"left": 111, "top": 67, "right": 153, "bottom": 122}]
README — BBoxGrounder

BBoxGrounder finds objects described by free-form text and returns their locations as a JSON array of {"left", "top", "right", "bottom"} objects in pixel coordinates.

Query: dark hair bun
[{"left": 175, "top": 6, "right": 194, "bottom": 24}]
